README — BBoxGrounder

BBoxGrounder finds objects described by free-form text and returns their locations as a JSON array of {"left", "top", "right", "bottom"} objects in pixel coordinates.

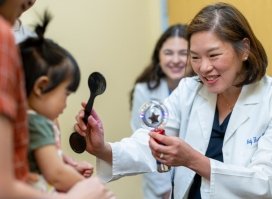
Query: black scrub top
[{"left": 188, "top": 108, "right": 231, "bottom": 199}]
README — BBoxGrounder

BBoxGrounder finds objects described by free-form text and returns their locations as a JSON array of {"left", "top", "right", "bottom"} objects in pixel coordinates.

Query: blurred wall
[
  {"left": 168, "top": 0, "right": 272, "bottom": 75},
  {"left": 20, "top": 1, "right": 162, "bottom": 198}
]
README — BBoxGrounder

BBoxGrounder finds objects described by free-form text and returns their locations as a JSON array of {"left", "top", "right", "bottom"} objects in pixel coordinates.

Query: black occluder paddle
[{"left": 69, "top": 72, "right": 106, "bottom": 153}]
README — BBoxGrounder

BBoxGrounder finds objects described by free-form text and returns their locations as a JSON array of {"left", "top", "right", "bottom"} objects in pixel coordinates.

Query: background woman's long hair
[{"left": 129, "top": 23, "right": 190, "bottom": 109}]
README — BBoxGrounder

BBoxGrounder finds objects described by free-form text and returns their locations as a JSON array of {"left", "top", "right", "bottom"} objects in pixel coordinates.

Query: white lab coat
[
  {"left": 97, "top": 76, "right": 272, "bottom": 199},
  {"left": 130, "top": 79, "right": 172, "bottom": 198}
]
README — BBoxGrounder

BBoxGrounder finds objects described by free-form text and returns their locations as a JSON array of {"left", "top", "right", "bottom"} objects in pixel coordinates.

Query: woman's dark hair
[
  {"left": 187, "top": 2, "right": 267, "bottom": 85},
  {"left": 129, "top": 23, "right": 188, "bottom": 109},
  {"left": 19, "top": 10, "right": 80, "bottom": 97}
]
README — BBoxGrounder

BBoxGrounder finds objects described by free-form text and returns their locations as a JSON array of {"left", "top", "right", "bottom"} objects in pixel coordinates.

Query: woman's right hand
[{"left": 74, "top": 102, "right": 112, "bottom": 161}]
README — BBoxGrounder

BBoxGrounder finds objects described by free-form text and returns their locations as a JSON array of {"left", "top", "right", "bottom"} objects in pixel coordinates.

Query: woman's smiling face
[
  {"left": 189, "top": 31, "right": 245, "bottom": 94},
  {"left": 159, "top": 36, "right": 188, "bottom": 82}
]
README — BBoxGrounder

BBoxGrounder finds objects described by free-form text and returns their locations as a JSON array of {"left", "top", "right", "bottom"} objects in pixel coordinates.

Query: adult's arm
[{"left": 0, "top": 115, "right": 49, "bottom": 199}]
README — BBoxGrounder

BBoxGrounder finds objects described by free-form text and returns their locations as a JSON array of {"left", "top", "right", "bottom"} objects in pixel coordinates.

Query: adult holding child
[
  {"left": 0, "top": 0, "right": 115, "bottom": 198},
  {"left": 14, "top": 0, "right": 94, "bottom": 177},
  {"left": 75, "top": 2, "right": 272, "bottom": 199}
]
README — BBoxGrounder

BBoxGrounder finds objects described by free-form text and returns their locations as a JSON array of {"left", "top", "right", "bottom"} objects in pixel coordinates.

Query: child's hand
[
  {"left": 74, "top": 161, "right": 94, "bottom": 178},
  {"left": 26, "top": 172, "right": 39, "bottom": 184},
  {"left": 63, "top": 154, "right": 94, "bottom": 177}
]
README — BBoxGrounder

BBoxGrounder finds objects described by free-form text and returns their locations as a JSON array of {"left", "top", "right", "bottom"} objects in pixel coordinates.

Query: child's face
[{"left": 38, "top": 78, "right": 71, "bottom": 121}]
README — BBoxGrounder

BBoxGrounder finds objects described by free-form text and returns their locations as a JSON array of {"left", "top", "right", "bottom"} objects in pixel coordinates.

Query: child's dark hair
[{"left": 19, "top": 10, "right": 80, "bottom": 97}]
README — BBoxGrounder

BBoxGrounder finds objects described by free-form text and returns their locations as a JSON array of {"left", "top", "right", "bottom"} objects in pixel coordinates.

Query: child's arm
[
  {"left": 63, "top": 154, "right": 94, "bottom": 178},
  {"left": 35, "top": 145, "right": 84, "bottom": 192}
]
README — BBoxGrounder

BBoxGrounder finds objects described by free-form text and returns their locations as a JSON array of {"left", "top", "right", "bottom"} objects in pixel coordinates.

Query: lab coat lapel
[
  {"left": 196, "top": 81, "right": 262, "bottom": 146},
  {"left": 197, "top": 87, "right": 217, "bottom": 141},
  {"left": 224, "top": 106, "right": 249, "bottom": 144},
  {"left": 224, "top": 82, "right": 262, "bottom": 144}
]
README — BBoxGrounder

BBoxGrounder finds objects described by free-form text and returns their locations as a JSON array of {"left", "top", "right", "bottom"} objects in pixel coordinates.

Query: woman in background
[{"left": 129, "top": 23, "right": 188, "bottom": 199}]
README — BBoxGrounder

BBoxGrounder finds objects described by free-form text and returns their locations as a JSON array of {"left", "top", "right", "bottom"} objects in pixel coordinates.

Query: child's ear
[{"left": 33, "top": 76, "right": 49, "bottom": 96}]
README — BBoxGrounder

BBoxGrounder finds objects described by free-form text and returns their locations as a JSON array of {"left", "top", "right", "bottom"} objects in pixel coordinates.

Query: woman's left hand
[
  {"left": 149, "top": 131, "right": 193, "bottom": 167},
  {"left": 149, "top": 130, "right": 211, "bottom": 179}
]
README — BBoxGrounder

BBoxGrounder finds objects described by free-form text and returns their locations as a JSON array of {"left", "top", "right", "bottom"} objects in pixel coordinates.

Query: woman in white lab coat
[{"left": 75, "top": 2, "right": 272, "bottom": 199}]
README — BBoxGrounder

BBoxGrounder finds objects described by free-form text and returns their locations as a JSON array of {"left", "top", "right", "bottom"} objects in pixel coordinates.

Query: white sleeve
[{"left": 97, "top": 129, "right": 157, "bottom": 182}]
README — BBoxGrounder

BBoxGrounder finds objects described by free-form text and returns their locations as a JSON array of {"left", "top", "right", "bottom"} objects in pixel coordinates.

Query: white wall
[{"left": 21, "top": 1, "right": 162, "bottom": 198}]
